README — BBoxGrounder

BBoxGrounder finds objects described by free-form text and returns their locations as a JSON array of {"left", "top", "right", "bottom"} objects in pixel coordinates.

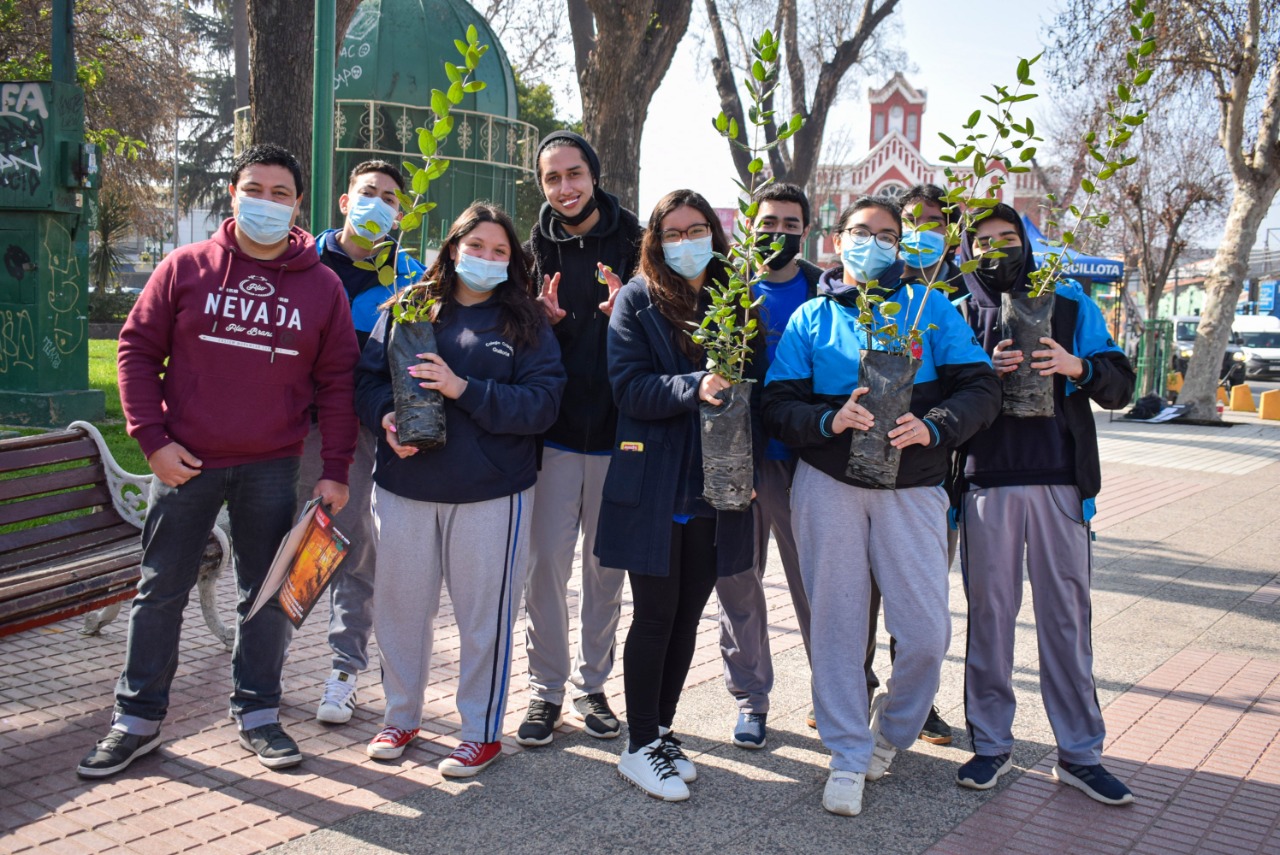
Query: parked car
[
  {"left": 1171, "top": 314, "right": 1245, "bottom": 385},
  {"left": 1234, "top": 314, "right": 1280, "bottom": 379}
]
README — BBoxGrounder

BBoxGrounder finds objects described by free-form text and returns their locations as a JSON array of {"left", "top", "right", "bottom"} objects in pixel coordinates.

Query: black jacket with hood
[
  {"left": 526, "top": 188, "right": 644, "bottom": 453},
  {"left": 954, "top": 210, "right": 1135, "bottom": 510}
]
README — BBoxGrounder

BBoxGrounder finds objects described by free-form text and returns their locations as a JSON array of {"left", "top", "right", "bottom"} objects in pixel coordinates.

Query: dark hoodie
[
  {"left": 119, "top": 218, "right": 359, "bottom": 483},
  {"left": 955, "top": 210, "right": 1135, "bottom": 510},
  {"left": 526, "top": 187, "right": 644, "bottom": 453},
  {"left": 763, "top": 261, "right": 999, "bottom": 490}
]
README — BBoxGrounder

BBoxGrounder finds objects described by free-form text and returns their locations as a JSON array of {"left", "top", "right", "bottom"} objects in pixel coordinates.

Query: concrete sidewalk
[{"left": 2, "top": 413, "right": 1279, "bottom": 854}]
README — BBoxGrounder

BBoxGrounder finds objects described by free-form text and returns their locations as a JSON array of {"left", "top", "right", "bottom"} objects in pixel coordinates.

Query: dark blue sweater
[{"left": 355, "top": 299, "right": 566, "bottom": 504}]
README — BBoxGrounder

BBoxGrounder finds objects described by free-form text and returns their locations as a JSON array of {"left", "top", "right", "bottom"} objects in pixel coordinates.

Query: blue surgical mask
[
  {"left": 841, "top": 241, "right": 898, "bottom": 283},
  {"left": 235, "top": 194, "right": 295, "bottom": 246},
  {"left": 662, "top": 235, "right": 714, "bottom": 280},
  {"left": 900, "top": 228, "right": 947, "bottom": 270},
  {"left": 346, "top": 194, "right": 396, "bottom": 242},
  {"left": 455, "top": 251, "right": 509, "bottom": 292}
]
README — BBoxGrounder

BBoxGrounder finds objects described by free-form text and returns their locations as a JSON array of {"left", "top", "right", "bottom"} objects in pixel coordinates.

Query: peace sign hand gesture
[{"left": 538, "top": 272, "right": 566, "bottom": 324}]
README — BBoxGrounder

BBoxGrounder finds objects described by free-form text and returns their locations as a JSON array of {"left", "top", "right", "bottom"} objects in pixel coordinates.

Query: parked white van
[{"left": 1233, "top": 314, "right": 1280, "bottom": 379}]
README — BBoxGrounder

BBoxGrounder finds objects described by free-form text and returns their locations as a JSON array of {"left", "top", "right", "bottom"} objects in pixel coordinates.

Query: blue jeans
[{"left": 113, "top": 456, "right": 300, "bottom": 733}]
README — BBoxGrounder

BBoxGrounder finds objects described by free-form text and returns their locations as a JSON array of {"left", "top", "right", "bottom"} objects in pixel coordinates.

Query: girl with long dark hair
[
  {"left": 595, "top": 189, "right": 760, "bottom": 801},
  {"left": 354, "top": 202, "right": 565, "bottom": 777}
]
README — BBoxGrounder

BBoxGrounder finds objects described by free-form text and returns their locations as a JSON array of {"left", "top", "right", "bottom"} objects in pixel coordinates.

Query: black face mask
[
  {"left": 975, "top": 245, "right": 1026, "bottom": 293},
  {"left": 758, "top": 231, "right": 802, "bottom": 271},
  {"left": 549, "top": 190, "right": 599, "bottom": 227}
]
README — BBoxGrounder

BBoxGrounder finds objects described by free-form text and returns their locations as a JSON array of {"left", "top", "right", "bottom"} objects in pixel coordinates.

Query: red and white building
[{"left": 811, "top": 73, "right": 1050, "bottom": 261}]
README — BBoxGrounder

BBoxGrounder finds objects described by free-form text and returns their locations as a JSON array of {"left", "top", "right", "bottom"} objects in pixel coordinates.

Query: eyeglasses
[
  {"left": 660, "top": 223, "right": 712, "bottom": 244},
  {"left": 841, "top": 227, "right": 899, "bottom": 250}
]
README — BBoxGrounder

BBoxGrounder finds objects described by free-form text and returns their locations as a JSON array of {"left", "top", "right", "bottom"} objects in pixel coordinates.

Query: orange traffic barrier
[
  {"left": 1260, "top": 390, "right": 1280, "bottom": 421},
  {"left": 1229, "top": 384, "right": 1256, "bottom": 413},
  {"left": 1216, "top": 386, "right": 1229, "bottom": 405}
]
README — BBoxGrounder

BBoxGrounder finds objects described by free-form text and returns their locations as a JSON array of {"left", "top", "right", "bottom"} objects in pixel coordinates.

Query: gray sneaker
[
  {"left": 239, "top": 722, "right": 302, "bottom": 769},
  {"left": 77, "top": 729, "right": 163, "bottom": 779}
]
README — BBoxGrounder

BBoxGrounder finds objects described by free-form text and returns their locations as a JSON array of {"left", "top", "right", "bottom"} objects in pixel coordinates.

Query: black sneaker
[
  {"left": 238, "top": 722, "right": 302, "bottom": 769},
  {"left": 919, "top": 706, "right": 953, "bottom": 745},
  {"left": 1053, "top": 761, "right": 1135, "bottom": 805},
  {"left": 76, "top": 729, "right": 163, "bottom": 779},
  {"left": 573, "top": 693, "right": 621, "bottom": 739},
  {"left": 515, "top": 699, "right": 563, "bottom": 747},
  {"left": 956, "top": 753, "right": 1012, "bottom": 790}
]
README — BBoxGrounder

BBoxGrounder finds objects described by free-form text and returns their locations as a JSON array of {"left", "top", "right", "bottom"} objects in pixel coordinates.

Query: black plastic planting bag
[
  {"left": 700, "top": 381, "right": 753, "bottom": 512},
  {"left": 387, "top": 319, "right": 447, "bottom": 450},
  {"left": 845, "top": 350, "right": 920, "bottom": 489},
  {"left": 1000, "top": 292, "right": 1055, "bottom": 418}
]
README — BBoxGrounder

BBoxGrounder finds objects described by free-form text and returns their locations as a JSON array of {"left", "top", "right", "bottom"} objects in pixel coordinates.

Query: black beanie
[{"left": 535, "top": 131, "right": 600, "bottom": 184}]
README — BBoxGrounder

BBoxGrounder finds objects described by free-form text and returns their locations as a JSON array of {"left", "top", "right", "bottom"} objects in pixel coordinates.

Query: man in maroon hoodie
[{"left": 76, "top": 144, "right": 360, "bottom": 779}]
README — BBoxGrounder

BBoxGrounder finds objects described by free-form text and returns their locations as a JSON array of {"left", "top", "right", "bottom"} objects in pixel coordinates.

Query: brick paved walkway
[
  {"left": 927, "top": 649, "right": 1280, "bottom": 855},
  {"left": 0, "top": 550, "right": 804, "bottom": 855}
]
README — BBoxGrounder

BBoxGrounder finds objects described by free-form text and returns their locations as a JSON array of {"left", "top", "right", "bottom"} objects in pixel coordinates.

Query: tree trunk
[
  {"left": 570, "top": 1, "right": 693, "bottom": 212},
  {"left": 1178, "top": 176, "right": 1279, "bottom": 418},
  {"left": 233, "top": 0, "right": 250, "bottom": 109},
  {"left": 245, "top": 0, "right": 360, "bottom": 227}
]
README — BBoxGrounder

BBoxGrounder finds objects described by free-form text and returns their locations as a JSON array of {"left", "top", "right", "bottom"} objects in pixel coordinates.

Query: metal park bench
[{"left": 0, "top": 421, "right": 233, "bottom": 647}]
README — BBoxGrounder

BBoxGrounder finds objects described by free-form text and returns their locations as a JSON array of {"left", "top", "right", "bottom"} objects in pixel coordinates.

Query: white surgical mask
[
  {"left": 662, "top": 235, "right": 714, "bottom": 280},
  {"left": 235, "top": 195, "right": 295, "bottom": 246},
  {"left": 346, "top": 194, "right": 396, "bottom": 242},
  {"left": 455, "top": 251, "right": 509, "bottom": 292}
]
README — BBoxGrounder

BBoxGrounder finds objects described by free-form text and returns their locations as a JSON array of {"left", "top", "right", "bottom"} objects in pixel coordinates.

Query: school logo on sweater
[{"left": 487, "top": 340, "right": 513, "bottom": 358}]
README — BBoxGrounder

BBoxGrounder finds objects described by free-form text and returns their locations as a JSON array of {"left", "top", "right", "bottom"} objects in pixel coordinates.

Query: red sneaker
[
  {"left": 438, "top": 740, "right": 502, "bottom": 777},
  {"left": 367, "top": 725, "right": 419, "bottom": 760}
]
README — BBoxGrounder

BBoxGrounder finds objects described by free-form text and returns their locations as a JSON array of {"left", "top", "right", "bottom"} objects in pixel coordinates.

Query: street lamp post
[{"left": 815, "top": 198, "right": 837, "bottom": 262}]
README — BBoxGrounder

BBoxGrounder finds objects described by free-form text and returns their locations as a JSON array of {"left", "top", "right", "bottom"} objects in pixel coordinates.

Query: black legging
[{"left": 624, "top": 517, "right": 719, "bottom": 751}]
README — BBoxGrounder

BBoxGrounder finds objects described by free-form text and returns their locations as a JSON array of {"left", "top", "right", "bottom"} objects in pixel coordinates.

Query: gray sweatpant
[
  {"left": 372, "top": 485, "right": 533, "bottom": 743},
  {"left": 792, "top": 460, "right": 951, "bottom": 773},
  {"left": 716, "top": 455, "right": 811, "bottom": 713},
  {"left": 523, "top": 447, "right": 625, "bottom": 704},
  {"left": 960, "top": 483, "right": 1104, "bottom": 765},
  {"left": 299, "top": 423, "right": 379, "bottom": 674}
]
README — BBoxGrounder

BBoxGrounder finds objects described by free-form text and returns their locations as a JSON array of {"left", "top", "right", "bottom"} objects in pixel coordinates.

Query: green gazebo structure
[{"left": 331, "top": 0, "right": 538, "bottom": 254}]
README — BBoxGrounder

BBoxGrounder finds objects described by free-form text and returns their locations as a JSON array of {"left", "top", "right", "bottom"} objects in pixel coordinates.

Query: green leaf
[
  {"left": 1117, "top": 83, "right": 1131, "bottom": 102},
  {"left": 448, "top": 81, "right": 464, "bottom": 104},
  {"left": 445, "top": 63, "right": 461, "bottom": 84},
  {"left": 1127, "top": 52, "right": 1138, "bottom": 71},
  {"left": 426, "top": 158, "right": 450, "bottom": 180},
  {"left": 378, "top": 264, "right": 396, "bottom": 286},
  {"left": 352, "top": 260, "right": 376, "bottom": 271},
  {"left": 752, "top": 60, "right": 766, "bottom": 82},
  {"left": 728, "top": 118, "right": 739, "bottom": 140},
  {"left": 1138, "top": 38, "right": 1155, "bottom": 56},
  {"left": 959, "top": 259, "right": 982, "bottom": 274},
  {"left": 463, "top": 80, "right": 486, "bottom": 93},
  {"left": 395, "top": 189, "right": 415, "bottom": 209},
  {"left": 965, "top": 110, "right": 981, "bottom": 129},
  {"left": 939, "top": 132, "right": 955, "bottom": 147},
  {"left": 714, "top": 112, "right": 728, "bottom": 132},
  {"left": 467, "top": 23, "right": 479, "bottom": 45},
  {"left": 1134, "top": 68, "right": 1152, "bottom": 86},
  {"left": 400, "top": 212, "right": 420, "bottom": 233},
  {"left": 454, "top": 39, "right": 468, "bottom": 56},
  {"left": 431, "top": 89, "right": 450, "bottom": 117},
  {"left": 412, "top": 170, "right": 430, "bottom": 195},
  {"left": 1017, "top": 58, "right": 1029, "bottom": 83},
  {"left": 433, "top": 115, "right": 454, "bottom": 139},
  {"left": 418, "top": 128, "right": 438, "bottom": 158},
  {"left": 1081, "top": 178, "right": 1096, "bottom": 194},
  {"left": 1019, "top": 147, "right": 1037, "bottom": 162},
  {"left": 1141, "top": 11, "right": 1154, "bottom": 28},
  {"left": 351, "top": 234, "right": 374, "bottom": 252},
  {"left": 881, "top": 302, "right": 901, "bottom": 317},
  {"left": 748, "top": 158, "right": 763, "bottom": 174}
]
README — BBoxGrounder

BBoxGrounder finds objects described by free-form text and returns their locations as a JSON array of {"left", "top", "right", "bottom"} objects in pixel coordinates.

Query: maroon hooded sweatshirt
[{"left": 119, "top": 219, "right": 359, "bottom": 484}]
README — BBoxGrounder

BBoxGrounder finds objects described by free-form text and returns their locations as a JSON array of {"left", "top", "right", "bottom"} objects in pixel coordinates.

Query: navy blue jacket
[
  {"left": 355, "top": 298, "right": 566, "bottom": 504},
  {"left": 594, "top": 278, "right": 758, "bottom": 578}
]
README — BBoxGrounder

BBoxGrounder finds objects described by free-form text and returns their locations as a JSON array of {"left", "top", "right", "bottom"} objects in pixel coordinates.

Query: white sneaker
[
  {"left": 658, "top": 726, "right": 696, "bottom": 783},
  {"left": 317, "top": 669, "right": 358, "bottom": 724},
  {"left": 866, "top": 693, "right": 897, "bottom": 781},
  {"left": 822, "top": 770, "right": 865, "bottom": 816},
  {"left": 618, "top": 738, "right": 690, "bottom": 801}
]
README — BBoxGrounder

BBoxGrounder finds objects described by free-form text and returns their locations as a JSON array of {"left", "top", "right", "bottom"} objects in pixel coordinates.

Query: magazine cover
[
  {"left": 277, "top": 504, "right": 351, "bottom": 627},
  {"left": 246, "top": 499, "right": 352, "bottom": 627}
]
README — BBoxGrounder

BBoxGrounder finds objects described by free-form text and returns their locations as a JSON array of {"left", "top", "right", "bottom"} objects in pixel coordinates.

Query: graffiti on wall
[
  {"left": 0, "top": 83, "right": 47, "bottom": 197},
  {"left": 44, "top": 218, "right": 85, "bottom": 362}
]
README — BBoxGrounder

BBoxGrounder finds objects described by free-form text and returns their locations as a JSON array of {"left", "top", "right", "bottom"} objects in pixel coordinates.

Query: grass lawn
[{"left": 88, "top": 339, "right": 149, "bottom": 474}]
